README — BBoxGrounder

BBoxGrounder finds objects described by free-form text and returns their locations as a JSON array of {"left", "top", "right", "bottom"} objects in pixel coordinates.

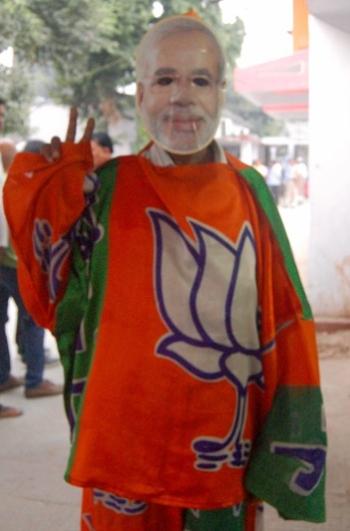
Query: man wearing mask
[{"left": 4, "top": 14, "right": 326, "bottom": 530}]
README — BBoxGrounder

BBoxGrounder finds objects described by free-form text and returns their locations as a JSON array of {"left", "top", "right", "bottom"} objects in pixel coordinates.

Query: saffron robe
[{"left": 4, "top": 143, "right": 326, "bottom": 523}]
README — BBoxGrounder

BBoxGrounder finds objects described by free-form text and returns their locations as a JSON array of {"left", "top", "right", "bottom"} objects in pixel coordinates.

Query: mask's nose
[{"left": 169, "top": 79, "right": 195, "bottom": 106}]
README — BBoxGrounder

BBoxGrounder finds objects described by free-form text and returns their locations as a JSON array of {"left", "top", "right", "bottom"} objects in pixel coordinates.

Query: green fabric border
[
  {"left": 54, "top": 159, "right": 118, "bottom": 479},
  {"left": 239, "top": 166, "right": 312, "bottom": 319},
  {"left": 185, "top": 503, "right": 246, "bottom": 530},
  {"left": 245, "top": 385, "right": 327, "bottom": 522}
]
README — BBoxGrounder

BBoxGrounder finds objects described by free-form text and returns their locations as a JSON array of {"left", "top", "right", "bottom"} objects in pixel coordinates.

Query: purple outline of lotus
[
  {"left": 93, "top": 489, "right": 148, "bottom": 516},
  {"left": 74, "top": 201, "right": 104, "bottom": 262},
  {"left": 148, "top": 209, "right": 273, "bottom": 471},
  {"left": 33, "top": 219, "right": 72, "bottom": 302},
  {"left": 32, "top": 175, "right": 103, "bottom": 303},
  {"left": 75, "top": 319, "right": 87, "bottom": 354},
  {"left": 67, "top": 378, "right": 86, "bottom": 433}
]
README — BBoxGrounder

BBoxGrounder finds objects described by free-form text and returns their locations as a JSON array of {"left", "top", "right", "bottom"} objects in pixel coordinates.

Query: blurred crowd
[{"left": 253, "top": 157, "right": 309, "bottom": 207}]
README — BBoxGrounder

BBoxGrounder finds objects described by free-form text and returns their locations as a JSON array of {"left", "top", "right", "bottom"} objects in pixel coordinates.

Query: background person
[
  {"left": 90, "top": 131, "right": 113, "bottom": 170},
  {"left": 0, "top": 97, "right": 22, "bottom": 418},
  {"left": 281, "top": 158, "right": 297, "bottom": 207},
  {"left": 252, "top": 158, "right": 267, "bottom": 179},
  {"left": 0, "top": 98, "right": 16, "bottom": 175},
  {"left": 293, "top": 156, "right": 309, "bottom": 203},
  {"left": 0, "top": 137, "right": 63, "bottom": 399},
  {"left": 266, "top": 159, "right": 283, "bottom": 204}
]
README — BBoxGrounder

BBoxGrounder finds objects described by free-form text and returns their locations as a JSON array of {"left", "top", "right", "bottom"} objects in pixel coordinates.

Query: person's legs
[
  {"left": 15, "top": 310, "right": 26, "bottom": 362},
  {"left": 19, "top": 307, "right": 45, "bottom": 388},
  {"left": 0, "top": 282, "right": 11, "bottom": 385},
  {"left": 0, "top": 266, "right": 45, "bottom": 388},
  {"left": 285, "top": 180, "right": 296, "bottom": 207}
]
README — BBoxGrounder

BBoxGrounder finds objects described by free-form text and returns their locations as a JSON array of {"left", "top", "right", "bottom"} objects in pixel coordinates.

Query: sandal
[{"left": 0, "top": 404, "right": 23, "bottom": 419}]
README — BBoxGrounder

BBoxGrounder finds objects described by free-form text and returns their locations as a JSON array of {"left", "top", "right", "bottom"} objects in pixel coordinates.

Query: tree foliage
[
  {"left": 0, "top": 0, "right": 281, "bottom": 140},
  {"left": 0, "top": 0, "right": 245, "bottom": 134},
  {"left": 0, "top": 0, "right": 44, "bottom": 136},
  {"left": 0, "top": 62, "right": 33, "bottom": 137}
]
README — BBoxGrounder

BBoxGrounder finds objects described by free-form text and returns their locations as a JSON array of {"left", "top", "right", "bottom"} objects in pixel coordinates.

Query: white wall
[{"left": 308, "top": 17, "right": 350, "bottom": 317}]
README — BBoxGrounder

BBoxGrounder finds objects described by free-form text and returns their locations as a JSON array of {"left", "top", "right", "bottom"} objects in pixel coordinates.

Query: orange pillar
[{"left": 293, "top": 0, "right": 309, "bottom": 51}]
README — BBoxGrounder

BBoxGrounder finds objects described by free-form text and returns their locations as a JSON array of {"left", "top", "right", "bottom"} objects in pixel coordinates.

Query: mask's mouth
[
  {"left": 139, "top": 103, "right": 221, "bottom": 156},
  {"left": 163, "top": 114, "right": 204, "bottom": 132}
]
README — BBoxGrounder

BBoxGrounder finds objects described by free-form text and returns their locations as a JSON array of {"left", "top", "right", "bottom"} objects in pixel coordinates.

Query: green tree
[
  {"left": 0, "top": 0, "right": 246, "bottom": 135},
  {"left": 0, "top": 0, "right": 45, "bottom": 136},
  {"left": 0, "top": 0, "right": 281, "bottom": 141},
  {"left": 28, "top": 0, "right": 244, "bottom": 115},
  {"left": 0, "top": 62, "right": 33, "bottom": 137}
]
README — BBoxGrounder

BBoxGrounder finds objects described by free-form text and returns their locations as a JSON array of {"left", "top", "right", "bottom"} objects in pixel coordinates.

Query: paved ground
[
  {"left": 0, "top": 202, "right": 349, "bottom": 530},
  {"left": 0, "top": 356, "right": 80, "bottom": 530}
]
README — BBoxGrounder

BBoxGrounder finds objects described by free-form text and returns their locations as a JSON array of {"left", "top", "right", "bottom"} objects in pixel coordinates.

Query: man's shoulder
[
  {"left": 0, "top": 137, "right": 15, "bottom": 146},
  {"left": 94, "top": 154, "right": 141, "bottom": 186},
  {"left": 0, "top": 138, "right": 16, "bottom": 155},
  {"left": 225, "top": 152, "right": 264, "bottom": 182},
  {"left": 97, "top": 153, "right": 138, "bottom": 171},
  {"left": 0, "top": 138, "right": 16, "bottom": 174},
  {"left": 0, "top": 138, "right": 16, "bottom": 153}
]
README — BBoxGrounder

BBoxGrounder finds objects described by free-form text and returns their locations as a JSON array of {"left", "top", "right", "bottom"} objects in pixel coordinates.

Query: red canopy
[{"left": 234, "top": 50, "right": 308, "bottom": 121}]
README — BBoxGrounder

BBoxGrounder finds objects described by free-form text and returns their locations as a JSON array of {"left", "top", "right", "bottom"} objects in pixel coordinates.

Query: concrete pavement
[
  {"left": 1, "top": 340, "right": 349, "bottom": 530},
  {"left": 0, "top": 356, "right": 80, "bottom": 531}
]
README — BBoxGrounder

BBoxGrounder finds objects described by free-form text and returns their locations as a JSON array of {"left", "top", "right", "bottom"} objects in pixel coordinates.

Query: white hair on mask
[{"left": 135, "top": 14, "right": 226, "bottom": 83}]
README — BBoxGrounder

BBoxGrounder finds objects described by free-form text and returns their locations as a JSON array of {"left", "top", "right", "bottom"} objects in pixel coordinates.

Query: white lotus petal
[
  {"left": 193, "top": 228, "right": 235, "bottom": 346},
  {"left": 224, "top": 352, "right": 262, "bottom": 388},
  {"left": 161, "top": 340, "right": 222, "bottom": 379},
  {"left": 231, "top": 233, "right": 260, "bottom": 349},
  {"left": 153, "top": 214, "right": 201, "bottom": 339}
]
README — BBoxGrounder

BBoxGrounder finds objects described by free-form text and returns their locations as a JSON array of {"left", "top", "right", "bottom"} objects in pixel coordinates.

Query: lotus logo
[
  {"left": 32, "top": 173, "right": 102, "bottom": 303},
  {"left": 33, "top": 219, "right": 71, "bottom": 302},
  {"left": 148, "top": 209, "right": 270, "bottom": 471}
]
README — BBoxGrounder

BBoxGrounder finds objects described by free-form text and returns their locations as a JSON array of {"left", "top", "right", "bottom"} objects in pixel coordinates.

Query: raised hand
[{"left": 40, "top": 107, "right": 95, "bottom": 162}]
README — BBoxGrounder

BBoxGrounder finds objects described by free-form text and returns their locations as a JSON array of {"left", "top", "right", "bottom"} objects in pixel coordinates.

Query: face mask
[{"left": 137, "top": 28, "right": 226, "bottom": 155}]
